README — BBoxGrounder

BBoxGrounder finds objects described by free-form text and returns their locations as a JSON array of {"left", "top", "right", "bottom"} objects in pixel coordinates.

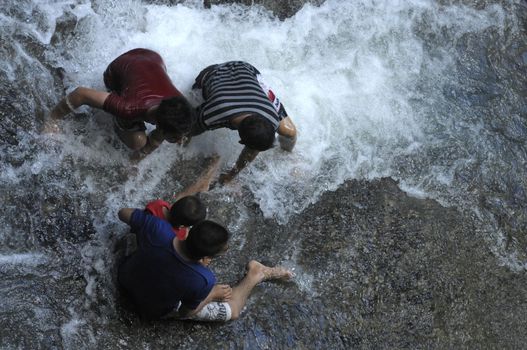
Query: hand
[
  {"left": 41, "top": 118, "right": 61, "bottom": 134},
  {"left": 191, "top": 156, "right": 221, "bottom": 191},
  {"left": 42, "top": 96, "right": 73, "bottom": 134},
  {"left": 218, "top": 171, "right": 235, "bottom": 186},
  {"left": 49, "top": 98, "right": 73, "bottom": 120},
  {"left": 180, "top": 136, "right": 192, "bottom": 147},
  {"left": 210, "top": 284, "right": 232, "bottom": 302},
  {"left": 277, "top": 116, "right": 297, "bottom": 151},
  {"left": 278, "top": 134, "right": 296, "bottom": 152}
]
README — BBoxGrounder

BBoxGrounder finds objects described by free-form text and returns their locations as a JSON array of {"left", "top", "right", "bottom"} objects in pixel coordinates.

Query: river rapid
[{"left": 1, "top": 0, "right": 526, "bottom": 348}]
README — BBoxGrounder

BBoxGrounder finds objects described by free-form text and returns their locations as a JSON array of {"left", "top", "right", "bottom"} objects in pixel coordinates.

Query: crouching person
[{"left": 117, "top": 208, "right": 292, "bottom": 321}]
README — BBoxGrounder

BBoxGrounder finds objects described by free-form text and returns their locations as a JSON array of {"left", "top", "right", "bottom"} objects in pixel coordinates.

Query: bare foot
[
  {"left": 210, "top": 284, "right": 232, "bottom": 302},
  {"left": 199, "top": 155, "right": 221, "bottom": 188},
  {"left": 247, "top": 260, "right": 293, "bottom": 283}
]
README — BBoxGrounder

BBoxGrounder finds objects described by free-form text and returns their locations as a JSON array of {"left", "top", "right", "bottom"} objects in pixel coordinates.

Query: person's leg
[
  {"left": 113, "top": 118, "right": 147, "bottom": 150},
  {"left": 180, "top": 261, "right": 292, "bottom": 322},
  {"left": 179, "top": 260, "right": 293, "bottom": 322},
  {"left": 116, "top": 130, "right": 147, "bottom": 150},
  {"left": 227, "top": 260, "right": 292, "bottom": 320},
  {"left": 167, "top": 261, "right": 292, "bottom": 322}
]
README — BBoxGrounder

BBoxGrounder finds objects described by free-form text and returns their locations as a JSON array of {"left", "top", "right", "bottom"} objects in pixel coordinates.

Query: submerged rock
[{"left": 95, "top": 178, "right": 527, "bottom": 348}]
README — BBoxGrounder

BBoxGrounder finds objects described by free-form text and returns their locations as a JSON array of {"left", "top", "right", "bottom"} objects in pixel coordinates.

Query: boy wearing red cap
[
  {"left": 142, "top": 155, "right": 221, "bottom": 240},
  {"left": 118, "top": 210, "right": 293, "bottom": 321},
  {"left": 144, "top": 196, "right": 202, "bottom": 240}
]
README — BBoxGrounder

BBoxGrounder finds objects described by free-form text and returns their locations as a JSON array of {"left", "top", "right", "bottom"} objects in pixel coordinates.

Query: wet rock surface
[
  {"left": 289, "top": 178, "right": 527, "bottom": 349},
  {"left": 200, "top": 178, "right": 526, "bottom": 349},
  {"left": 5, "top": 163, "right": 526, "bottom": 348},
  {"left": 15, "top": 177, "right": 523, "bottom": 349}
]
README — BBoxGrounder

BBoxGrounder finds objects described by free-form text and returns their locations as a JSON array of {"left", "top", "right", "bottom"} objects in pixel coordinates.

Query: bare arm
[
  {"left": 277, "top": 116, "right": 297, "bottom": 152},
  {"left": 43, "top": 87, "right": 110, "bottom": 134},
  {"left": 177, "top": 284, "right": 232, "bottom": 318},
  {"left": 174, "top": 156, "right": 221, "bottom": 199},
  {"left": 218, "top": 146, "right": 259, "bottom": 185},
  {"left": 49, "top": 87, "right": 110, "bottom": 120}
]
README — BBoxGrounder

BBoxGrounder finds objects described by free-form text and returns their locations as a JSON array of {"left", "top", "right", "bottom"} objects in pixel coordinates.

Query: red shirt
[
  {"left": 103, "top": 48, "right": 182, "bottom": 120},
  {"left": 144, "top": 200, "right": 188, "bottom": 240}
]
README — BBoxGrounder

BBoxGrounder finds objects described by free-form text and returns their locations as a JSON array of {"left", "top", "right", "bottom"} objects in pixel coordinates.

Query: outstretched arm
[
  {"left": 44, "top": 87, "right": 109, "bottom": 133},
  {"left": 49, "top": 87, "right": 109, "bottom": 120},
  {"left": 277, "top": 116, "right": 297, "bottom": 152},
  {"left": 174, "top": 155, "right": 221, "bottom": 199},
  {"left": 218, "top": 146, "right": 259, "bottom": 185}
]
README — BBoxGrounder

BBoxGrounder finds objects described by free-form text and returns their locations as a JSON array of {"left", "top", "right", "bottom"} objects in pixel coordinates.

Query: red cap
[{"left": 173, "top": 227, "right": 189, "bottom": 240}]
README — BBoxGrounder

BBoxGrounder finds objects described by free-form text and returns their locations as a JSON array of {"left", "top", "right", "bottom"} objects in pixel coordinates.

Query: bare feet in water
[{"left": 247, "top": 260, "right": 293, "bottom": 284}]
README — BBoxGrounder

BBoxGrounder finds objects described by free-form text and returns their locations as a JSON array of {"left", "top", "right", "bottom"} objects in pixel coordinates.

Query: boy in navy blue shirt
[{"left": 118, "top": 208, "right": 292, "bottom": 321}]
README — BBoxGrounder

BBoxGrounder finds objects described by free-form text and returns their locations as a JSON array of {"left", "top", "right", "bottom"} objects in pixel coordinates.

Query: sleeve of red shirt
[
  {"left": 102, "top": 53, "right": 145, "bottom": 120},
  {"left": 103, "top": 93, "right": 146, "bottom": 120},
  {"left": 144, "top": 200, "right": 170, "bottom": 219}
]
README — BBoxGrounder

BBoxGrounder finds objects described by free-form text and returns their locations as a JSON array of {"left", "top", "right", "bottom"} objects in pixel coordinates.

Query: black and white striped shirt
[{"left": 193, "top": 61, "right": 287, "bottom": 134}]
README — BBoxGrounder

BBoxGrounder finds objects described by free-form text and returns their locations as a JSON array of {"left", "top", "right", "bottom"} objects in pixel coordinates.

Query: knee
[
  {"left": 229, "top": 305, "right": 240, "bottom": 320},
  {"left": 129, "top": 133, "right": 147, "bottom": 150}
]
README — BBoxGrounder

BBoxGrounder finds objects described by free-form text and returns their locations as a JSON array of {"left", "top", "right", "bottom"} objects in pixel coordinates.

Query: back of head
[
  {"left": 156, "top": 96, "right": 196, "bottom": 139},
  {"left": 185, "top": 220, "right": 229, "bottom": 259},
  {"left": 237, "top": 114, "right": 275, "bottom": 151},
  {"left": 169, "top": 195, "right": 206, "bottom": 227}
]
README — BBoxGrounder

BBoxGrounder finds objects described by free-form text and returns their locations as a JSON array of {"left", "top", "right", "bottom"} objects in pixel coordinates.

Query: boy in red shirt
[
  {"left": 45, "top": 48, "right": 194, "bottom": 157},
  {"left": 144, "top": 155, "right": 220, "bottom": 240}
]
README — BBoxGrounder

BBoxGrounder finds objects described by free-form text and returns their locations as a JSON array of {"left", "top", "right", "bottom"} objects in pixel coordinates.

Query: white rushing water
[{"left": 1, "top": 0, "right": 525, "bottom": 268}]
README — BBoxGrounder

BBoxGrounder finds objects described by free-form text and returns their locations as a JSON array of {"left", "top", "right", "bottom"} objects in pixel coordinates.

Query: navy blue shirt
[{"left": 118, "top": 209, "right": 215, "bottom": 319}]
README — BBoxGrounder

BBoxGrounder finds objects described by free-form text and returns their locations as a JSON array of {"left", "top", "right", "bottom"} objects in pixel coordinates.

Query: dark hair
[
  {"left": 156, "top": 96, "right": 196, "bottom": 138},
  {"left": 237, "top": 114, "right": 275, "bottom": 151},
  {"left": 185, "top": 220, "right": 229, "bottom": 259},
  {"left": 169, "top": 195, "right": 206, "bottom": 227}
]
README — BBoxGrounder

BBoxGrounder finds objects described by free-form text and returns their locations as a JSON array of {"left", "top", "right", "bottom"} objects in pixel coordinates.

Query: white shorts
[
  {"left": 164, "top": 301, "right": 232, "bottom": 322},
  {"left": 191, "top": 302, "right": 232, "bottom": 322}
]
